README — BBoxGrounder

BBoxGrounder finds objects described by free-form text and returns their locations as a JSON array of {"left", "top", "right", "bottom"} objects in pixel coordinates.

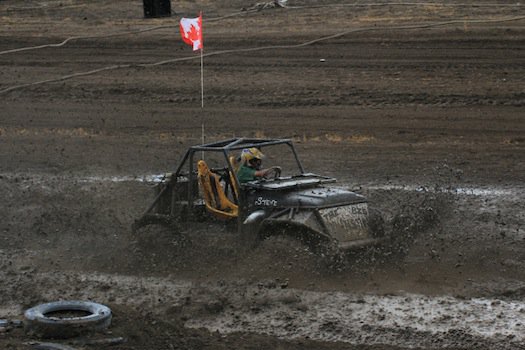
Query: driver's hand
[{"left": 262, "top": 166, "right": 282, "bottom": 179}]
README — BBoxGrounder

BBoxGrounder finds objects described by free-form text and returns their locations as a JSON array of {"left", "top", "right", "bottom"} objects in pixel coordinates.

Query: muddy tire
[
  {"left": 24, "top": 301, "right": 112, "bottom": 339},
  {"left": 132, "top": 214, "right": 181, "bottom": 234},
  {"left": 258, "top": 222, "right": 331, "bottom": 254}
]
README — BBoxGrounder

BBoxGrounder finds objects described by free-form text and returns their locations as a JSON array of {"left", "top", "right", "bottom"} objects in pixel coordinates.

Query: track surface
[{"left": 1, "top": 0, "right": 525, "bottom": 349}]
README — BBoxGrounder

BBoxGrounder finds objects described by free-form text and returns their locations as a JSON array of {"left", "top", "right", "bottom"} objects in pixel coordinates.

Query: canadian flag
[{"left": 180, "top": 13, "right": 203, "bottom": 51}]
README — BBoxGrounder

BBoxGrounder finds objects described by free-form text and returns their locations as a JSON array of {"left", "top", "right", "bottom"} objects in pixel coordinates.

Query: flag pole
[
  {"left": 200, "top": 12, "right": 204, "bottom": 159},
  {"left": 201, "top": 44, "right": 204, "bottom": 144},
  {"left": 180, "top": 12, "right": 205, "bottom": 157},
  {"left": 200, "top": 44, "right": 204, "bottom": 109},
  {"left": 200, "top": 47, "right": 204, "bottom": 158}
]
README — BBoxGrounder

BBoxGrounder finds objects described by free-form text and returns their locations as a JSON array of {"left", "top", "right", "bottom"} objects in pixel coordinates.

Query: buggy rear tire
[{"left": 24, "top": 301, "right": 112, "bottom": 339}]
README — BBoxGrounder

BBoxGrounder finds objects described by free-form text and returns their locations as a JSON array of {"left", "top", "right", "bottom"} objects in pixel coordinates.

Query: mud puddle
[
  {"left": 3, "top": 269, "right": 525, "bottom": 349},
  {"left": 361, "top": 183, "right": 524, "bottom": 199},
  {"left": 185, "top": 285, "right": 525, "bottom": 349},
  {"left": 1, "top": 172, "right": 525, "bottom": 349}
]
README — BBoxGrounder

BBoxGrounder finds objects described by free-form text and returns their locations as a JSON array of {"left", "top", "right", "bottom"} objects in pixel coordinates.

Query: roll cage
[
  {"left": 179, "top": 138, "right": 304, "bottom": 222},
  {"left": 136, "top": 138, "right": 306, "bottom": 231}
]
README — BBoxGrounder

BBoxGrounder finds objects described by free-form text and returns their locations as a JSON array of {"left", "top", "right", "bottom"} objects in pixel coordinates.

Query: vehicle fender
[{"left": 243, "top": 210, "right": 266, "bottom": 225}]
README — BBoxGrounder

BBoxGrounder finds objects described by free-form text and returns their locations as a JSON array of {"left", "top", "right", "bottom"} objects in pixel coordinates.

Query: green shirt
[{"left": 237, "top": 164, "right": 257, "bottom": 183}]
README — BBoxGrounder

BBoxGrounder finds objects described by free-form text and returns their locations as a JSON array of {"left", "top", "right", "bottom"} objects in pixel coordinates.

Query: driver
[{"left": 237, "top": 147, "right": 281, "bottom": 183}]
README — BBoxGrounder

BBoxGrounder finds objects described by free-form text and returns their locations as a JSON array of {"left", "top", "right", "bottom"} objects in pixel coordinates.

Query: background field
[{"left": 1, "top": 1, "right": 524, "bottom": 349}]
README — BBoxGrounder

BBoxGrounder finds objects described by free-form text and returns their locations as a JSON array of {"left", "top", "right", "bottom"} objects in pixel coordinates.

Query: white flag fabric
[{"left": 180, "top": 13, "right": 203, "bottom": 51}]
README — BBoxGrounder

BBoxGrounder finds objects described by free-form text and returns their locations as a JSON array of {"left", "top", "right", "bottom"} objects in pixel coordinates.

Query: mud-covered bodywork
[
  {"left": 135, "top": 138, "right": 381, "bottom": 250},
  {"left": 242, "top": 174, "right": 376, "bottom": 249}
]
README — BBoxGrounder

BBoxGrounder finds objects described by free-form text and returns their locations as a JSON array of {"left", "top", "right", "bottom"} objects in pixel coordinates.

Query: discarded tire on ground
[{"left": 24, "top": 301, "right": 112, "bottom": 339}]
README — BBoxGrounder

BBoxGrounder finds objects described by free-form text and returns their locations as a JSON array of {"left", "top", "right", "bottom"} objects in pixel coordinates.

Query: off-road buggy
[{"left": 134, "top": 138, "right": 384, "bottom": 251}]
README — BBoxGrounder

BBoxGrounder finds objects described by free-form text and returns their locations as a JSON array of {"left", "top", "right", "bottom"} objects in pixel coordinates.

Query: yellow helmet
[{"left": 241, "top": 147, "right": 265, "bottom": 164}]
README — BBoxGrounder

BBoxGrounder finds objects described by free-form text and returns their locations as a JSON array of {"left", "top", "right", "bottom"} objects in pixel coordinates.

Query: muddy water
[
  {"left": 185, "top": 286, "right": 525, "bottom": 348},
  {"left": 4, "top": 269, "right": 524, "bottom": 349},
  {"left": 1, "top": 172, "right": 525, "bottom": 349}
]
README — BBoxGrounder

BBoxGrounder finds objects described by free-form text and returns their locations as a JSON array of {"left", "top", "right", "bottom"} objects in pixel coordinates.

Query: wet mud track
[
  {"left": 1, "top": 174, "right": 525, "bottom": 349},
  {"left": 1, "top": 0, "right": 525, "bottom": 349}
]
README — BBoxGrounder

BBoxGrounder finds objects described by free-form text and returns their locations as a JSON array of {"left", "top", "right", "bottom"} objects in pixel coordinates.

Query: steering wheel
[
  {"left": 273, "top": 166, "right": 282, "bottom": 179},
  {"left": 266, "top": 166, "right": 281, "bottom": 179}
]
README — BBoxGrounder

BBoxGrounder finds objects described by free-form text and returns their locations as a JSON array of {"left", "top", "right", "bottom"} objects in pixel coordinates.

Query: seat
[{"left": 197, "top": 160, "right": 238, "bottom": 220}]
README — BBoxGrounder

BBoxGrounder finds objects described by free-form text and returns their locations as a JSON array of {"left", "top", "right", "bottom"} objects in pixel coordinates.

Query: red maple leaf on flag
[{"left": 180, "top": 13, "right": 203, "bottom": 51}]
